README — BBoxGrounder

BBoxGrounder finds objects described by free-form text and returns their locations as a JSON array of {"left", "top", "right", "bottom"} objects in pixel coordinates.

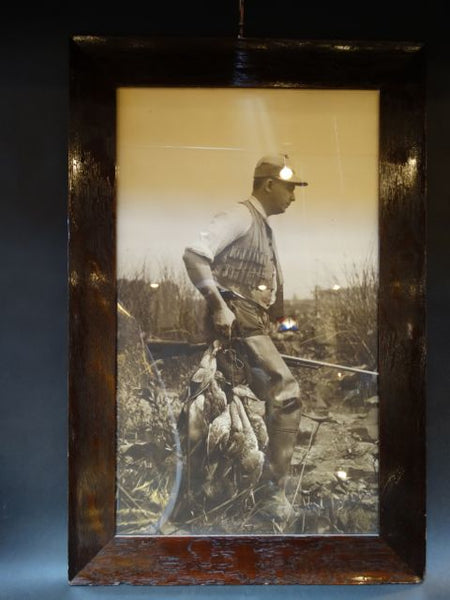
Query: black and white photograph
[{"left": 115, "top": 87, "right": 380, "bottom": 536}]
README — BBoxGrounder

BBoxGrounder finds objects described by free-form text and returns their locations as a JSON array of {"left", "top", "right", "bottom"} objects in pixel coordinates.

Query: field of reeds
[{"left": 116, "top": 262, "right": 379, "bottom": 535}]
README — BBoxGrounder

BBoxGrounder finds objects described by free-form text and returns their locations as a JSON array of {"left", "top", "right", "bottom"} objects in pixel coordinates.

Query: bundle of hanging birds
[{"left": 176, "top": 341, "right": 269, "bottom": 514}]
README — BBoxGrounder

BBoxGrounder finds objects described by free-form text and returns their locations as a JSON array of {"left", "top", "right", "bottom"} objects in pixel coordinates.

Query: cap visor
[{"left": 277, "top": 176, "right": 308, "bottom": 186}]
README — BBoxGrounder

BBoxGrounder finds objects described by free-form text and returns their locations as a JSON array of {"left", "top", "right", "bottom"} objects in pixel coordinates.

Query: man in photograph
[{"left": 183, "top": 154, "right": 308, "bottom": 523}]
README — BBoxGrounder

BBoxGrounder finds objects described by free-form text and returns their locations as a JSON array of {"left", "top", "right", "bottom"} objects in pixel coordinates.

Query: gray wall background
[{"left": 1, "top": 3, "right": 449, "bottom": 598}]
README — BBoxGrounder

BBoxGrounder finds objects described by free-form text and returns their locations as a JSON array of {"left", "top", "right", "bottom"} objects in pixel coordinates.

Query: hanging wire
[{"left": 238, "top": 0, "right": 245, "bottom": 39}]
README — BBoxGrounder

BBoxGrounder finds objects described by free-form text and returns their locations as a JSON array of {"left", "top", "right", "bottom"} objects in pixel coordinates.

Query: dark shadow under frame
[{"left": 68, "top": 36, "right": 426, "bottom": 585}]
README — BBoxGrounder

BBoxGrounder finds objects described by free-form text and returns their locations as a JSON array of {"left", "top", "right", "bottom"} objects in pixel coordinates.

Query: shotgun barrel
[
  {"left": 281, "top": 354, "right": 378, "bottom": 376},
  {"left": 146, "top": 340, "right": 378, "bottom": 377}
]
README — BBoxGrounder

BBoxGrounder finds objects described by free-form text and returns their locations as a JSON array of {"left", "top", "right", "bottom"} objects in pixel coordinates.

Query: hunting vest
[{"left": 212, "top": 199, "right": 284, "bottom": 319}]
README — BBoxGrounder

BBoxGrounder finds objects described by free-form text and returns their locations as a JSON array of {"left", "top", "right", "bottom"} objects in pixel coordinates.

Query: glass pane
[{"left": 115, "top": 88, "right": 379, "bottom": 536}]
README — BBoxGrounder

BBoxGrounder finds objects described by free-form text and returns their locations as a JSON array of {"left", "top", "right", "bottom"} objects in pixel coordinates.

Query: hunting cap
[{"left": 254, "top": 154, "right": 308, "bottom": 186}]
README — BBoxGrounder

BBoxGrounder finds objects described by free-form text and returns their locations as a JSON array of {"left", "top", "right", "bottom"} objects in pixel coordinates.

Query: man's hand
[{"left": 212, "top": 303, "right": 236, "bottom": 340}]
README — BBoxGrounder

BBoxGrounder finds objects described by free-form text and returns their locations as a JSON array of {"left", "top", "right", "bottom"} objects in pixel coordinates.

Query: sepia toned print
[{"left": 115, "top": 88, "right": 379, "bottom": 535}]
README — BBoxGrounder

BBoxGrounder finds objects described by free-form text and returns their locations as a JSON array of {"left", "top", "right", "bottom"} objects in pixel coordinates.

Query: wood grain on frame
[{"left": 68, "top": 37, "right": 426, "bottom": 585}]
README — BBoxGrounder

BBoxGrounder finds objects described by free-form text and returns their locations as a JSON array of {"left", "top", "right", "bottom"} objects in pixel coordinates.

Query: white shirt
[
  {"left": 186, "top": 196, "right": 279, "bottom": 305},
  {"left": 186, "top": 196, "right": 267, "bottom": 261}
]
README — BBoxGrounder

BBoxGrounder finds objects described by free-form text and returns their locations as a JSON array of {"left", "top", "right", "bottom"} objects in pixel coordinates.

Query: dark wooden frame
[{"left": 68, "top": 36, "right": 426, "bottom": 585}]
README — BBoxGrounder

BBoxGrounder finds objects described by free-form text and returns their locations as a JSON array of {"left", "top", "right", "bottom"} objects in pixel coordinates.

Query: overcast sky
[{"left": 116, "top": 88, "right": 379, "bottom": 299}]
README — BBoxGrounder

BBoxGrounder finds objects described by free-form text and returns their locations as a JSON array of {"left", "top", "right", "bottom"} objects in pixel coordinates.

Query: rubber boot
[{"left": 257, "top": 398, "right": 302, "bottom": 524}]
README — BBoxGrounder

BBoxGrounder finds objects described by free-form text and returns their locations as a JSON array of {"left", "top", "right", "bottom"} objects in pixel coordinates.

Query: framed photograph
[{"left": 68, "top": 37, "right": 426, "bottom": 584}]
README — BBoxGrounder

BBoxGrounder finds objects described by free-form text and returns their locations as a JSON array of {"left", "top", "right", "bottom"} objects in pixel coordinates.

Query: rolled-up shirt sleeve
[{"left": 186, "top": 204, "right": 252, "bottom": 262}]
